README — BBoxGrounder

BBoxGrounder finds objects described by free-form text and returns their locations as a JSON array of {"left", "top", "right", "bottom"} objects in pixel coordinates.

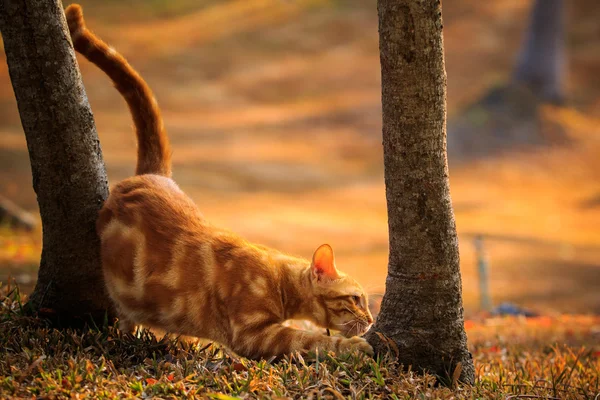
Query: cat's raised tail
[{"left": 65, "top": 4, "right": 172, "bottom": 177}]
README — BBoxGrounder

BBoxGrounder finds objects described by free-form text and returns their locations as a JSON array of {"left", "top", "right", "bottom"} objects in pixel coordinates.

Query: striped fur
[{"left": 66, "top": 4, "right": 373, "bottom": 359}]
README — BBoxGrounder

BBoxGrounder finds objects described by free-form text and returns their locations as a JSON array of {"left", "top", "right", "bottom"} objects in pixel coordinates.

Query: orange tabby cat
[{"left": 65, "top": 4, "right": 373, "bottom": 359}]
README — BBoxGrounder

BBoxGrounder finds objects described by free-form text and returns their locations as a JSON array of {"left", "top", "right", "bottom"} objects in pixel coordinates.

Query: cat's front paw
[{"left": 340, "top": 336, "right": 374, "bottom": 356}]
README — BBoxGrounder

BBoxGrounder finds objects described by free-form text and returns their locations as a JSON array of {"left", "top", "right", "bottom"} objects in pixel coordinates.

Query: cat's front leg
[
  {"left": 335, "top": 335, "right": 374, "bottom": 355},
  {"left": 117, "top": 316, "right": 135, "bottom": 334},
  {"left": 231, "top": 323, "right": 373, "bottom": 359}
]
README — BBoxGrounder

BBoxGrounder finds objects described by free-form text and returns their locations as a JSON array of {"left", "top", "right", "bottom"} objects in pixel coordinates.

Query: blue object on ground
[{"left": 491, "top": 302, "right": 539, "bottom": 317}]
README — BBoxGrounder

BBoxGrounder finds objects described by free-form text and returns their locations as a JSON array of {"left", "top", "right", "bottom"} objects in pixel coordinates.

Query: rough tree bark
[
  {"left": 366, "top": 1, "right": 475, "bottom": 384},
  {"left": 0, "top": 0, "right": 114, "bottom": 324},
  {"left": 513, "top": 0, "right": 566, "bottom": 103}
]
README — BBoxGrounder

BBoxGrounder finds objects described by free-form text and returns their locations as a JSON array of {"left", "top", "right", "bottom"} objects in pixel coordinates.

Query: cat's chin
[{"left": 340, "top": 322, "right": 371, "bottom": 338}]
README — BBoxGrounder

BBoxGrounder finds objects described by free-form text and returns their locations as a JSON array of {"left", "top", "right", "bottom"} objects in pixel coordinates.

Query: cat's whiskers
[{"left": 351, "top": 321, "right": 361, "bottom": 336}]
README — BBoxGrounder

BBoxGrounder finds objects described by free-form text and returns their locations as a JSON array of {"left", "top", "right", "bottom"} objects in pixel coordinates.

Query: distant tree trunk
[
  {"left": 513, "top": 0, "right": 566, "bottom": 103},
  {"left": 0, "top": 194, "right": 36, "bottom": 232},
  {"left": 0, "top": 0, "right": 114, "bottom": 325},
  {"left": 366, "top": 0, "right": 475, "bottom": 384},
  {"left": 446, "top": 0, "right": 568, "bottom": 161}
]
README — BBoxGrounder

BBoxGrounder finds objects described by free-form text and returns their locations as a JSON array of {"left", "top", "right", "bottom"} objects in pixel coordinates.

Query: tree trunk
[
  {"left": 0, "top": 0, "right": 114, "bottom": 325},
  {"left": 513, "top": 0, "right": 566, "bottom": 103},
  {"left": 366, "top": 0, "right": 475, "bottom": 384}
]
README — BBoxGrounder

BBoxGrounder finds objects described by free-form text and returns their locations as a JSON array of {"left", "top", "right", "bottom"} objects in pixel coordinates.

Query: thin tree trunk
[
  {"left": 366, "top": 0, "right": 475, "bottom": 384},
  {"left": 0, "top": 0, "right": 114, "bottom": 325},
  {"left": 513, "top": 0, "right": 566, "bottom": 103}
]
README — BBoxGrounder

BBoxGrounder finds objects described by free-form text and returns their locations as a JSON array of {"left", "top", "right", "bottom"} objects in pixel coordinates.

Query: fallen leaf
[{"left": 145, "top": 378, "right": 158, "bottom": 385}]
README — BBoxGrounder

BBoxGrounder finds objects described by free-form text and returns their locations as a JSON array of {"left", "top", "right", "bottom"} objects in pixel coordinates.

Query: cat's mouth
[{"left": 339, "top": 320, "right": 371, "bottom": 337}]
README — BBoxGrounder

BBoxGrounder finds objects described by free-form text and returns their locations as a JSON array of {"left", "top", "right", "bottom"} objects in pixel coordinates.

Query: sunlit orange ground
[{"left": 0, "top": 0, "right": 599, "bottom": 316}]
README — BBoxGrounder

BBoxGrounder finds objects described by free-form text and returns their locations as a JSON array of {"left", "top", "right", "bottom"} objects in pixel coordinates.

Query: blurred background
[{"left": 0, "top": 0, "right": 598, "bottom": 317}]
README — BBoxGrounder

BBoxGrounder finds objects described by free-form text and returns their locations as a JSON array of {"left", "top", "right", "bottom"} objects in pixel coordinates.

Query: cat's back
[
  {"left": 96, "top": 174, "right": 279, "bottom": 338},
  {"left": 98, "top": 174, "right": 203, "bottom": 235}
]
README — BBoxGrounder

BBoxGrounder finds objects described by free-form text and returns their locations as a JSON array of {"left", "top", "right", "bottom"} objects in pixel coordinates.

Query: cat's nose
[{"left": 366, "top": 314, "right": 373, "bottom": 324}]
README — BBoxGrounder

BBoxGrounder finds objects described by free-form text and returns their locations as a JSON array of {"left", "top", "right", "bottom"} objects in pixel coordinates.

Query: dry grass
[{"left": 1, "top": 283, "right": 599, "bottom": 399}]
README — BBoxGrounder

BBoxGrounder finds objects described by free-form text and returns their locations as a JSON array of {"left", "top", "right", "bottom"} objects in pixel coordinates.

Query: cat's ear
[{"left": 311, "top": 244, "right": 339, "bottom": 281}]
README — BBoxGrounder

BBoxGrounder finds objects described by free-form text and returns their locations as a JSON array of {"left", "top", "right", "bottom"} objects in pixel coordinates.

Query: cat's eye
[{"left": 352, "top": 295, "right": 361, "bottom": 304}]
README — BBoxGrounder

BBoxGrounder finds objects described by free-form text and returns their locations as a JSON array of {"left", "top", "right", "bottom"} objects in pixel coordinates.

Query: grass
[{"left": 1, "top": 283, "right": 599, "bottom": 399}]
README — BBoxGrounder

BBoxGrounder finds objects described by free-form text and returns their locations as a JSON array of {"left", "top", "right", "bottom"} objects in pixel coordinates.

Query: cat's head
[{"left": 308, "top": 244, "right": 373, "bottom": 337}]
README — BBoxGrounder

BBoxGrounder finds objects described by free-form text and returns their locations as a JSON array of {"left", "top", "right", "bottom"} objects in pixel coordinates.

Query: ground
[{"left": 0, "top": 285, "right": 599, "bottom": 399}]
